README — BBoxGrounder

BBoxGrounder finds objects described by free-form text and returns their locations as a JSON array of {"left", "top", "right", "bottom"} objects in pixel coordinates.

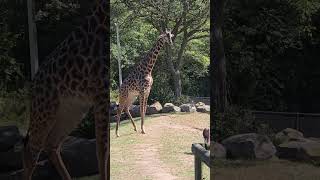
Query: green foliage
[
  {"left": 0, "top": 32, "right": 23, "bottom": 91},
  {"left": 35, "top": 0, "right": 80, "bottom": 23},
  {"left": 0, "top": 87, "right": 30, "bottom": 128},
  {"left": 171, "top": 95, "right": 192, "bottom": 106},
  {"left": 72, "top": 108, "right": 96, "bottom": 138},
  {"left": 0, "top": 6, "right": 24, "bottom": 91},
  {"left": 224, "top": 0, "right": 320, "bottom": 112},
  {"left": 213, "top": 105, "right": 275, "bottom": 142},
  {"left": 110, "top": 89, "right": 119, "bottom": 103},
  {"left": 110, "top": 0, "right": 210, "bottom": 101}
]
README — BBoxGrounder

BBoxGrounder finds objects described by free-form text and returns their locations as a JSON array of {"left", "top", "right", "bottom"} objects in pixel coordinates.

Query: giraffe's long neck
[{"left": 139, "top": 37, "right": 165, "bottom": 75}]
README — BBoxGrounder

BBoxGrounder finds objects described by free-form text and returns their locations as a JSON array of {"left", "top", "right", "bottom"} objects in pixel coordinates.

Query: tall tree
[
  {"left": 212, "top": 0, "right": 228, "bottom": 112},
  {"left": 27, "top": 0, "right": 39, "bottom": 80}
]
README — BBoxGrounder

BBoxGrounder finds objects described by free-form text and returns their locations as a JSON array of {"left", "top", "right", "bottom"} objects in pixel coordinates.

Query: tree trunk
[
  {"left": 172, "top": 70, "right": 182, "bottom": 97},
  {"left": 27, "top": 0, "right": 39, "bottom": 80},
  {"left": 212, "top": 0, "right": 228, "bottom": 113},
  {"left": 165, "top": 47, "right": 183, "bottom": 98}
]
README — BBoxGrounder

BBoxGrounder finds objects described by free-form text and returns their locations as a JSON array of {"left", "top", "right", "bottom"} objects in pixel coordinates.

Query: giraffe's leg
[
  {"left": 93, "top": 96, "right": 109, "bottom": 180},
  {"left": 23, "top": 144, "right": 41, "bottom": 180},
  {"left": 125, "top": 106, "right": 137, "bottom": 132},
  {"left": 139, "top": 92, "right": 149, "bottom": 134},
  {"left": 115, "top": 104, "right": 125, "bottom": 137},
  {"left": 47, "top": 143, "right": 72, "bottom": 180}
]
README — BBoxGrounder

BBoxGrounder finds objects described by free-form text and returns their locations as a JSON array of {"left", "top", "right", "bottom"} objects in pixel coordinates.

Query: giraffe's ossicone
[
  {"left": 115, "top": 29, "right": 174, "bottom": 137},
  {"left": 23, "top": 0, "right": 109, "bottom": 180}
]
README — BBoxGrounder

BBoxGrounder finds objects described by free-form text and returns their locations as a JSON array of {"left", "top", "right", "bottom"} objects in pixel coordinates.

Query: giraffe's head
[{"left": 160, "top": 29, "right": 174, "bottom": 46}]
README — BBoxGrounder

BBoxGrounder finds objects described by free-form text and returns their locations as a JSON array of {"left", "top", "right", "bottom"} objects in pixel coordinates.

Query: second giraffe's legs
[
  {"left": 125, "top": 107, "right": 137, "bottom": 131},
  {"left": 139, "top": 93, "right": 149, "bottom": 134},
  {"left": 115, "top": 104, "right": 124, "bottom": 137},
  {"left": 23, "top": 144, "right": 41, "bottom": 180},
  {"left": 47, "top": 143, "right": 72, "bottom": 180}
]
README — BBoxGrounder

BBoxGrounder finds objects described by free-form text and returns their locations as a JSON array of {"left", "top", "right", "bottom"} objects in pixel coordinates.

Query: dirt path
[{"left": 132, "top": 115, "right": 204, "bottom": 180}]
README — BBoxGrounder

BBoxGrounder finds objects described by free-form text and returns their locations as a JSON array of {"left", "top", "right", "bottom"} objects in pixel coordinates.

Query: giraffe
[
  {"left": 23, "top": 0, "right": 109, "bottom": 180},
  {"left": 115, "top": 29, "right": 174, "bottom": 137}
]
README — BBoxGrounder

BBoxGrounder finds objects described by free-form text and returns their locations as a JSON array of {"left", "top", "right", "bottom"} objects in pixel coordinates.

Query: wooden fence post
[
  {"left": 192, "top": 143, "right": 211, "bottom": 180},
  {"left": 195, "top": 155, "right": 202, "bottom": 180}
]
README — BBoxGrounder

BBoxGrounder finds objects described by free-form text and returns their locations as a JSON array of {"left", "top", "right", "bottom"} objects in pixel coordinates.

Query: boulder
[
  {"left": 162, "top": 103, "right": 181, "bottom": 113},
  {"left": 110, "top": 101, "right": 118, "bottom": 115},
  {"left": 210, "top": 141, "right": 226, "bottom": 159},
  {"left": 195, "top": 102, "right": 205, "bottom": 107},
  {"left": 222, "top": 133, "right": 276, "bottom": 160},
  {"left": 277, "top": 139, "right": 320, "bottom": 162},
  {"left": 60, "top": 137, "right": 98, "bottom": 177},
  {"left": 0, "top": 136, "right": 98, "bottom": 180},
  {"left": 129, "top": 105, "right": 141, "bottom": 117},
  {"left": 0, "top": 149, "right": 22, "bottom": 172},
  {"left": 0, "top": 126, "right": 23, "bottom": 152},
  {"left": 196, "top": 105, "right": 210, "bottom": 113},
  {"left": 274, "top": 128, "right": 304, "bottom": 145},
  {"left": 179, "top": 104, "right": 196, "bottom": 113},
  {"left": 146, "top": 101, "right": 162, "bottom": 115}
]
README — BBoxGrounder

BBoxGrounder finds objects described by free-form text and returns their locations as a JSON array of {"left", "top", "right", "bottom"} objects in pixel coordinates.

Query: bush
[
  {"left": 212, "top": 105, "right": 275, "bottom": 142},
  {"left": 110, "top": 89, "right": 119, "bottom": 102},
  {"left": 172, "top": 95, "right": 191, "bottom": 106},
  {"left": 0, "top": 87, "right": 30, "bottom": 129}
]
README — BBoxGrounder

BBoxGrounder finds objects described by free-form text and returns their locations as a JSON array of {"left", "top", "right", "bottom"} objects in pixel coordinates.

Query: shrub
[
  {"left": 172, "top": 95, "right": 191, "bottom": 106},
  {"left": 0, "top": 87, "right": 30, "bottom": 129},
  {"left": 212, "top": 105, "right": 275, "bottom": 142},
  {"left": 110, "top": 89, "right": 119, "bottom": 102}
]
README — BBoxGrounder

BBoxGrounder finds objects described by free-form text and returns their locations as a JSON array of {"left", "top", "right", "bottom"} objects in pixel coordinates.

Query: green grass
[
  {"left": 0, "top": 99, "right": 210, "bottom": 180},
  {"left": 78, "top": 113, "right": 210, "bottom": 180}
]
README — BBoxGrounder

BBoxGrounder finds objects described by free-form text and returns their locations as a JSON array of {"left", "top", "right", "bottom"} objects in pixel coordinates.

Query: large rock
[
  {"left": 60, "top": 137, "right": 98, "bottom": 177},
  {"left": 0, "top": 126, "right": 22, "bottom": 152},
  {"left": 222, "top": 133, "right": 276, "bottom": 160},
  {"left": 0, "top": 149, "right": 23, "bottom": 172},
  {"left": 210, "top": 141, "right": 226, "bottom": 159},
  {"left": 195, "top": 102, "right": 205, "bottom": 107},
  {"left": 147, "top": 101, "right": 162, "bottom": 115},
  {"left": 275, "top": 128, "right": 304, "bottom": 145},
  {"left": 196, "top": 105, "right": 210, "bottom": 113},
  {"left": 162, "top": 103, "right": 180, "bottom": 113},
  {"left": 277, "top": 139, "right": 320, "bottom": 162},
  {"left": 180, "top": 104, "right": 196, "bottom": 113},
  {"left": 129, "top": 105, "right": 141, "bottom": 117},
  {"left": 110, "top": 101, "right": 118, "bottom": 115}
]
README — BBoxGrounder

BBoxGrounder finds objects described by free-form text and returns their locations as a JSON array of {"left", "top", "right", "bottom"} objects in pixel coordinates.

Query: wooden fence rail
[{"left": 191, "top": 143, "right": 211, "bottom": 180}]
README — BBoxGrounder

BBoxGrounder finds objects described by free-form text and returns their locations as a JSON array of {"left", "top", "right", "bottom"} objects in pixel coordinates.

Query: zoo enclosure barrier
[
  {"left": 191, "top": 143, "right": 211, "bottom": 180},
  {"left": 251, "top": 110, "right": 320, "bottom": 137}
]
